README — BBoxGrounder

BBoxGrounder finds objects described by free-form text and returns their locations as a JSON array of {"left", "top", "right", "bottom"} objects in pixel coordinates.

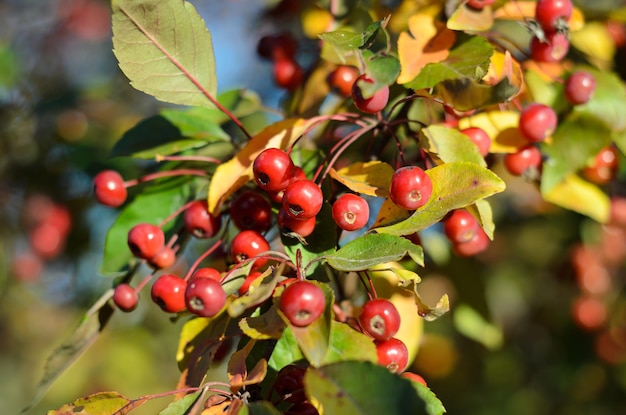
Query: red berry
[
  {"left": 151, "top": 274, "right": 187, "bottom": 313},
  {"left": 452, "top": 228, "right": 490, "bottom": 257},
  {"left": 267, "top": 166, "right": 307, "bottom": 203},
  {"left": 328, "top": 65, "right": 359, "bottom": 97},
  {"left": 274, "top": 58, "right": 304, "bottom": 91},
  {"left": 148, "top": 246, "right": 176, "bottom": 269},
  {"left": 29, "top": 223, "right": 64, "bottom": 259},
  {"left": 402, "top": 372, "right": 428, "bottom": 387},
  {"left": 443, "top": 209, "right": 480, "bottom": 244},
  {"left": 128, "top": 223, "right": 165, "bottom": 259},
  {"left": 193, "top": 267, "right": 222, "bottom": 282},
  {"left": 279, "top": 281, "right": 326, "bottom": 327},
  {"left": 229, "top": 190, "right": 273, "bottom": 232},
  {"left": 530, "top": 32, "right": 570, "bottom": 63},
  {"left": 231, "top": 230, "right": 271, "bottom": 269},
  {"left": 282, "top": 179, "right": 324, "bottom": 220},
  {"left": 460, "top": 127, "right": 491, "bottom": 157},
  {"left": 466, "top": 0, "right": 495, "bottom": 9},
  {"left": 184, "top": 200, "right": 221, "bottom": 239},
  {"left": 583, "top": 146, "right": 619, "bottom": 185},
  {"left": 93, "top": 170, "right": 127, "bottom": 207},
  {"left": 504, "top": 145, "right": 543, "bottom": 177},
  {"left": 238, "top": 270, "right": 263, "bottom": 295},
  {"left": 352, "top": 74, "right": 389, "bottom": 114},
  {"left": 113, "top": 283, "right": 139, "bottom": 312},
  {"left": 389, "top": 166, "right": 433, "bottom": 210},
  {"left": 253, "top": 148, "right": 295, "bottom": 192},
  {"left": 332, "top": 193, "right": 370, "bottom": 231},
  {"left": 185, "top": 277, "right": 227, "bottom": 317},
  {"left": 519, "top": 103, "right": 557, "bottom": 143},
  {"left": 564, "top": 71, "right": 597, "bottom": 105},
  {"left": 274, "top": 364, "right": 307, "bottom": 403},
  {"left": 535, "top": 0, "right": 573, "bottom": 32},
  {"left": 277, "top": 208, "right": 317, "bottom": 237},
  {"left": 375, "top": 337, "right": 409, "bottom": 373},
  {"left": 359, "top": 298, "right": 401, "bottom": 341}
]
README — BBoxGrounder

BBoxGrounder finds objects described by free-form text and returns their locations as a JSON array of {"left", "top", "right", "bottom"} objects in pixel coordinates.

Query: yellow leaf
[
  {"left": 397, "top": 13, "right": 456, "bottom": 84},
  {"left": 543, "top": 174, "right": 610, "bottom": 223},
  {"left": 570, "top": 22, "right": 616, "bottom": 69},
  {"left": 447, "top": 3, "right": 494, "bottom": 32},
  {"left": 329, "top": 160, "right": 394, "bottom": 197},
  {"left": 207, "top": 118, "right": 313, "bottom": 215},
  {"left": 458, "top": 110, "right": 527, "bottom": 153},
  {"left": 372, "top": 197, "right": 411, "bottom": 229},
  {"left": 483, "top": 50, "right": 524, "bottom": 95}
]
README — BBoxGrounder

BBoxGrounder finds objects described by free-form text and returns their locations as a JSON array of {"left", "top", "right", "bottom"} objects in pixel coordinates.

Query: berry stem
[
  {"left": 158, "top": 201, "right": 197, "bottom": 228},
  {"left": 184, "top": 239, "right": 223, "bottom": 282},
  {"left": 134, "top": 272, "right": 156, "bottom": 292},
  {"left": 124, "top": 169, "right": 210, "bottom": 188},
  {"left": 358, "top": 271, "right": 377, "bottom": 300}
]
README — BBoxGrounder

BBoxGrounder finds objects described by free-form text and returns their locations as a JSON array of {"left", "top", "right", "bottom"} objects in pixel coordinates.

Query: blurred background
[{"left": 1, "top": 0, "right": 625, "bottom": 414}]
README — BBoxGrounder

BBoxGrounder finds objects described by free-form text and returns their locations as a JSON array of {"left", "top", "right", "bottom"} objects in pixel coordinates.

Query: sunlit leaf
[
  {"left": 158, "top": 391, "right": 202, "bottom": 415},
  {"left": 420, "top": 124, "right": 486, "bottom": 166},
  {"left": 467, "top": 199, "right": 496, "bottom": 240},
  {"left": 447, "top": 3, "right": 493, "bottom": 32},
  {"left": 207, "top": 118, "right": 313, "bottom": 215},
  {"left": 112, "top": 0, "right": 217, "bottom": 107},
  {"left": 228, "top": 267, "right": 282, "bottom": 318},
  {"left": 322, "top": 233, "right": 425, "bottom": 271},
  {"left": 360, "top": 52, "right": 401, "bottom": 97},
  {"left": 47, "top": 392, "right": 129, "bottom": 415},
  {"left": 228, "top": 340, "right": 268, "bottom": 393},
  {"left": 375, "top": 162, "right": 505, "bottom": 234},
  {"left": 397, "top": 13, "right": 456, "bottom": 84},
  {"left": 176, "top": 313, "right": 232, "bottom": 372},
  {"left": 329, "top": 161, "right": 394, "bottom": 197},
  {"left": 322, "top": 321, "right": 378, "bottom": 365},
  {"left": 482, "top": 50, "right": 524, "bottom": 96},
  {"left": 239, "top": 304, "right": 286, "bottom": 340},
  {"left": 268, "top": 328, "right": 304, "bottom": 371},
  {"left": 458, "top": 110, "right": 525, "bottom": 153},
  {"left": 542, "top": 174, "right": 610, "bottom": 223}
]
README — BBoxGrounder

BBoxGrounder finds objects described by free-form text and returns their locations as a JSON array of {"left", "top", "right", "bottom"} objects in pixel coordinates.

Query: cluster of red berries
[
  {"left": 444, "top": 209, "right": 490, "bottom": 257},
  {"left": 530, "top": 0, "right": 573, "bottom": 63},
  {"left": 257, "top": 32, "right": 303, "bottom": 91}
]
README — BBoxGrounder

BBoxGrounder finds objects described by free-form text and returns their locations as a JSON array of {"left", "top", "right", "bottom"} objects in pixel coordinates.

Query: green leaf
[
  {"left": 421, "top": 124, "right": 487, "bottom": 166},
  {"left": 46, "top": 392, "right": 129, "bottom": 415},
  {"left": 376, "top": 162, "right": 505, "bottom": 235},
  {"left": 318, "top": 30, "right": 364, "bottom": 51},
  {"left": 322, "top": 321, "right": 378, "bottom": 365},
  {"left": 305, "top": 361, "right": 437, "bottom": 415},
  {"left": 268, "top": 328, "right": 305, "bottom": 371},
  {"left": 540, "top": 115, "right": 613, "bottom": 193},
  {"left": 101, "top": 178, "right": 192, "bottom": 275},
  {"left": 405, "top": 36, "right": 493, "bottom": 91},
  {"left": 360, "top": 53, "right": 401, "bottom": 97},
  {"left": 0, "top": 43, "right": 19, "bottom": 88},
  {"left": 321, "top": 233, "right": 424, "bottom": 272},
  {"left": 410, "top": 383, "right": 447, "bottom": 415},
  {"left": 112, "top": 0, "right": 217, "bottom": 107},
  {"left": 572, "top": 68, "right": 626, "bottom": 132},
  {"left": 467, "top": 199, "right": 496, "bottom": 240},
  {"left": 239, "top": 401, "right": 282, "bottom": 415},
  {"left": 239, "top": 304, "right": 286, "bottom": 340},
  {"left": 158, "top": 391, "right": 202, "bottom": 415},
  {"left": 27, "top": 294, "right": 115, "bottom": 414}
]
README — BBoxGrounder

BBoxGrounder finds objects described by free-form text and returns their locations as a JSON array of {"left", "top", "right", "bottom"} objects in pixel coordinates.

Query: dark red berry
[
  {"left": 328, "top": 65, "right": 359, "bottom": 97},
  {"left": 583, "top": 146, "right": 619, "bottom": 185},
  {"left": 193, "top": 267, "right": 222, "bottom": 282},
  {"left": 535, "top": 0, "right": 573, "bottom": 32},
  {"left": 284, "top": 402, "right": 319, "bottom": 415},
  {"left": 460, "top": 127, "right": 491, "bottom": 157},
  {"left": 279, "top": 281, "right": 326, "bottom": 327},
  {"left": 113, "top": 283, "right": 139, "bottom": 312},
  {"left": 183, "top": 200, "right": 221, "bottom": 239},
  {"left": 282, "top": 179, "right": 324, "bottom": 220},
  {"left": 271, "top": 32, "right": 298, "bottom": 61},
  {"left": 185, "top": 277, "right": 227, "bottom": 317},
  {"left": 389, "top": 166, "right": 433, "bottom": 210},
  {"left": 564, "top": 71, "right": 597, "bottom": 105},
  {"left": 238, "top": 271, "right": 263, "bottom": 295},
  {"left": 452, "top": 227, "right": 490, "bottom": 257},
  {"left": 444, "top": 209, "right": 480, "bottom": 244},
  {"left": 274, "top": 58, "right": 304, "bottom": 91},
  {"left": 352, "top": 74, "right": 389, "bottom": 114},
  {"left": 274, "top": 364, "right": 307, "bottom": 403},
  {"left": 151, "top": 274, "right": 187, "bottom": 313},
  {"left": 530, "top": 32, "right": 569, "bottom": 63},
  {"left": 148, "top": 246, "right": 176, "bottom": 269},
  {"left": 231, "top": 230, "right": 271, "bottom": 269},
  {"left": 519, "top": 103, "right": 557, "bottom": 143},
  {"left": 375, "top": 337, "right": 409, "bottom": 373},
  {"left": 93, "top": 170, "right": 127, "bottom": 207},
  {"left": 332, "top": 193, "right": 370, "bottom": 231},
  {"left": 128, "top": 223, "right": 165, "bottom": 259},
  {"left": 277, "top": 208, "right": 317, "bottom": 237},
  {"left": 359, "top": 298, "right": 401, "bottom": 341},
  {"left": 253, "top": 148, "right": 295, "bottom": 192},
  {"left": 229, "top": 190, "right": 273, "bottom": 232},
  {"left": 504, "top": 144, "right": 543, "bottom": 177}
]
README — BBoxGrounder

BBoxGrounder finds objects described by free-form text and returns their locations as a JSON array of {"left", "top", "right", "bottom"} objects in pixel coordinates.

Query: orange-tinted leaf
[
  {"left": 447, "top": 3, "right": 493, "bottom": 32},
  {"left": 329, "top": 161, "right": 394, "bottom": 197},
  {"left": 208, "top": 118, "right": 313, "bottom": 215},
  {"left": 227, "top": 339, "right": 256, "bottom": 393},
  {"left": 48, "top": 392, "right": 129, "bottom": 415},
  {"left": 483, "top": 50, "right": 524, "bottom": 94},
  {"left": 458, "top": 111, "right": 526, "bottom": 153},
  {"left": 397, "top": 14, "right": 456, "bottom": 84}
]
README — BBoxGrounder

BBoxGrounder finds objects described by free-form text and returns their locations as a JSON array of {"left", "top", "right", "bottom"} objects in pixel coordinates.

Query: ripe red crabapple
[
  {"left": 564, "top": 71, "right": 597, "bottom": 105},
  {"left": 253, "top": 148, "right": 295, "bottom": 192},
  {"left": 530, "top": 32, "right": 570, "bottom": 63},
  {"left": 148, "top": 246, "right": 176, "bottom": 269},
  {"left": 279, "top": 281, "right": 326, "bottom": 327},
  {"left": 185, "top": 277, "right": 227, "bottom": 317},
  {"left": 351, "top": 74, "right": 389, "bottom": 114},
  {"left": 583, "top": 146, "right": 619, "bottom": 185},
  {"left": 113, "top": 283, "right": 139, "bottom": 312},
  {"left": 273, "top": 58, "right": 304, "bottom": 91},
  {"left": 452, "top": 227, "right": 490, "bottom": 257},
  {"left": 358, "top": 298, "right": 401, "bottom": 341},
  {"left": 466, "top": 0, "right": 495, "bottom": 10},
  {"left": 375, "top": 337, "right": 409, "bottom": 373},
  {"left": 273, "top": 364, "right": 307, "bottom": 403},
  {"left": 389, "top": 166, "right": 433, "bottom": 210},
  {"left": 230, "top": 230, "right": 271, "bottom": 269},
  {"left": 327, "top": 65, "right": 359, "bottom": 97},
  {"left": 127, "top": 223, "right": 165, "bottom": 259},
  {"left": 93, "top": 170, "right": 127, "bottom": 207},
  {"left": 504, "top": 145, "right": 543, "bottom": 177},
  {"left": 535, "top": 0, "right": 573, "bottom": 32},
  {"left": 277, "top": 208, "right": 317, "bottom": 237},
  {"left": 332, "top": 193, "right": 370, "bottom": 231},
  {"left": 460, "top": 127, "right": 491, "bottom": 157},
  {"left": 444, "top": 209, "right": 480, "bottom": 244},
  {"left": 238, "top": 271, "right": 263, "bottom": 295},
  {"left": 519, "top": 103, "right": 557, "bottom": 143},
  {"left": 184, "top": 200, "right": 221, "bottom": 239},
  {"left": 282, "top": 179, "right": 324, "bottom": 220},
  {"left": 229, "top": 190, "right": 273, "bottom": 232},
  {"left": 151, "top": 274, "right": 187, "bottom": 313},
  {"left": 193, "top": 267, "right": 222, "bottom": 282}
]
